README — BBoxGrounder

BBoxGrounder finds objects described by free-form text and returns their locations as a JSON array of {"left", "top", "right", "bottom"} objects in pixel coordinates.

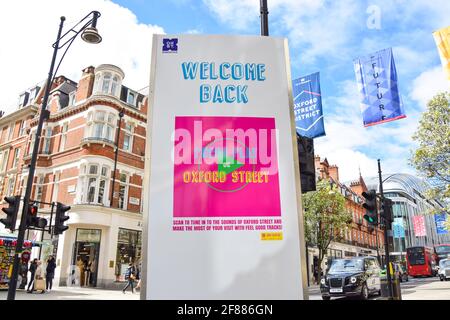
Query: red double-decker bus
[
  {"left": 406, "top": 246, "right": 437, "bottom": 277},
  {"left": 434, "top": 244, "right": 450, "bottom": 263}
]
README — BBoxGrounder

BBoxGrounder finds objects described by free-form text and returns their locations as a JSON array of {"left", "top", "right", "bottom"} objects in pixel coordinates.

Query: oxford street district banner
[{"left": 142, "top": 34, "right": 308, "bottom": 299}]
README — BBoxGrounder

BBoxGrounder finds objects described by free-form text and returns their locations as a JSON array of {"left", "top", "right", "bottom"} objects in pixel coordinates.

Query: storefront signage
[
  {"left": 143, "top": 34, "right": 307, "bottom": 299},
  {"left": 129, "top": 197, "right": 140, "bottom": 205}
]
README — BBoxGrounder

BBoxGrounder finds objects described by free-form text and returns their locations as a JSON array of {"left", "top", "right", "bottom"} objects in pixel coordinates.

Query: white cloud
[
  {"left": 0, "top": 0, "right": 164, "bottom": 115},
  {"left": 410, "top": 66, "right": 449, "bottom": 108}
]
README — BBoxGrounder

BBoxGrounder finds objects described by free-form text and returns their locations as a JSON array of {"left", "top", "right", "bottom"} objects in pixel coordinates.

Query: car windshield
[
  {"left": 439, "top": 260, "right": 450, "bottom": 268},
  {"left": 328, "top": 259, "right": 364, "bottom": 273}
]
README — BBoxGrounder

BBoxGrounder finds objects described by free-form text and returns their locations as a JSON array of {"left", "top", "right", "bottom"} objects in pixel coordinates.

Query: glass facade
[
  {"left": 365, "top": 174, "right": 450, "bottom": 253},
  {"left": 115, "top": 228, "right": 142, "bottom": 281}
]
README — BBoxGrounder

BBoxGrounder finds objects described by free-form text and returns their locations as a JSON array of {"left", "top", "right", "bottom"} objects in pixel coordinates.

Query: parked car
[
  {"left": 320, "top": 256, "right": 381, "bottom": 300},
  {"left": 438, "top": 258, "right": 450, "bottom": 281}
]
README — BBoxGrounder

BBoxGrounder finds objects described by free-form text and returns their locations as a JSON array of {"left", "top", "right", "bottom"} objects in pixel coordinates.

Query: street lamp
[{"left": 6, "top": 11, "right": 102, "bottom": 301}]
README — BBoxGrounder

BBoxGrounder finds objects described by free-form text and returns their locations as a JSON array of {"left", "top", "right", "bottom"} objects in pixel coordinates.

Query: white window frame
[
  {"left": 35, "top": 175, "right": 44, "bottom": 202},
  {"left": 86, "top": 111, "right": 116, "bottom": 143},
  {"left": 122, "top": 122, "right": 133, "bottom": 153},
  {"left": 68, "top": 91, "right": 76, "bottom": 107},
  {"left": 118, "top": 172, "right": 129, "bottom": 210},
  {"left": 18, "top": 120, "right": 26, "bottom": 136},
  {"left": 127, "top": 90, "right": 136, "bottom": 105},
  {"left": 42, "top": 127, "right": 52, "bottom": 154},
  {"left": 59, "top": 123, "right": 68, "bottom": 152},
  {"left": 6, "top": 175, "right": 16, "bottom": 196},
  {"left": 12, "top": 148, "right": 20, "bottom": 169},
  {"left": 79, "top": 163, "right": 110, "bottom": 205}
]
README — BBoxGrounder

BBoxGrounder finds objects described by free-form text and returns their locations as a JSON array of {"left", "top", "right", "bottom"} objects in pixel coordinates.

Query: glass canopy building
[{"left": 365, "top": 173, "right": 449, "bottom": 255}]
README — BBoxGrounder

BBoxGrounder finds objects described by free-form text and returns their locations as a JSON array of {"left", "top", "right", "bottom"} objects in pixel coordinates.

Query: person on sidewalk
[
  {"left": 135, "top": 261, "right": 141, "bottom": 291},
  {"left": 122, "top": 262, "right": 136, "bottom": 294},
  {"left": 33, "top": 260, "right": 46, "bottom": 294},
  {"left": 27, "top": 258, "right": 38, "bottom": 293},
  {"left": 45, "top": 255, "right": 56, "bottom": 292}
]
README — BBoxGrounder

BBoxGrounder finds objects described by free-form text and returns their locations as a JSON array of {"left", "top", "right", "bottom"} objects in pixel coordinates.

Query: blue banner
[
  {"left": 393, "top": 217, "right": 405, "bottom": 238},
  {"left": 353, "top": 48, "right": 406, "bottom": 127},
  {"left": 435, "top": 213, "right": 448, "bottom": 234},
  {"left": 292, "top": 72, "right": 326, "bottom": 138}
]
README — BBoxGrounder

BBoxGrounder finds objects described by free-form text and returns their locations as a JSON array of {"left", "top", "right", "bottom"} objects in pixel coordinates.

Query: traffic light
[
  {"left": 0, "top": 196, "right": 20, "bottom": 231},
  {"left": 362, "top": 189, "right": 378, "bottom": 226},
  {"left": 26, "top": 202, "right": 47, "bottom": 229},
  {"left": 297, "top": 133, "right": 316, "bottom": 193},
  {"left": 54, "top": 202, "right": 70, "bottom": 235},
  {"left": 382, "top": 198, "right": 394, "bottom": 230}
]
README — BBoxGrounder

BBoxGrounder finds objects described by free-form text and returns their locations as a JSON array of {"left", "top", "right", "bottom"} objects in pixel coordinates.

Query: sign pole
[{"left": 378, "top": 159, "right": 393, "bottom": 299}]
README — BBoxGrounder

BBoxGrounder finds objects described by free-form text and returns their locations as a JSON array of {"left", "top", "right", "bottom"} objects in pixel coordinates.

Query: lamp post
[
  {"left": 110, "top": 109, "right": 125, "bottom": 208},
  {"left": 6, "top": 11, "right": 102, "bottom": 301}
]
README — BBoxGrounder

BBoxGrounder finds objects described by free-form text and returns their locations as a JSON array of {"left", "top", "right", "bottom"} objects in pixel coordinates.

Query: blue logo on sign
[{"left": 162, "top": 38, "right": 178, "bottom": 53}]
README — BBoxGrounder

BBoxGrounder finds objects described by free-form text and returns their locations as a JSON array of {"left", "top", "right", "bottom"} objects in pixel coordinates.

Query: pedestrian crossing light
[
  {"left": 54, "top": 202, "right": 70, "bottom": 235},
  {"left": 1, "top": 196, "right": 20, "bottom": 231},
  {"left": 362, "top": 189, "right": 378, "bottom": 225},
  {"left": 27, "top": 202, "right": 47, "bottom": 229}
]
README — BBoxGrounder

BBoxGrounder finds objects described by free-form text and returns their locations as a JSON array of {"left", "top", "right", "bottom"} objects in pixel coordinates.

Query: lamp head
[
  {"left": 81, "top": 11, "right": 102, "bottom": 44},
  {"left": 81, "top": 27, "right": 102, "bottom": 44}
]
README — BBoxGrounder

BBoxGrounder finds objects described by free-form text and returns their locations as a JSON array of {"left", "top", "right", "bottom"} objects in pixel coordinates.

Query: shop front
[
  {"left": 115, "top": 228, "right": 142, "bottom": 282},
  {"left": 71, "top": 228, "right": 101, "bottom": 287}
]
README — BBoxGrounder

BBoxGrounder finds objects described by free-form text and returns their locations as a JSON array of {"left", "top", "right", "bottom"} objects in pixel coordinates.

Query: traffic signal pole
[
  {"left": 6, "top": 16, "right": 65, "bottom": 302},
  {"left": 378, "top": 159, "right": 393, "bottom": 299}
]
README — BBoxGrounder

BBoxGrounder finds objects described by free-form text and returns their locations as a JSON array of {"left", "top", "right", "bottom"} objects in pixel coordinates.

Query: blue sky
[
  {"left": 116, "top": 0, "right": 450, "bottom": 181},
  {"left": 0, "top": 0, "right": 448, "bottom": 181}
]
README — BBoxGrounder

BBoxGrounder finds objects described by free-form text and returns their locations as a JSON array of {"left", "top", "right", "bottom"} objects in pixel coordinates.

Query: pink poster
[
  {"left": 173, "top": 116, "right": 281, "bottom": 219},
  {"left": 413, "top": 215, "right": 426, "bottom": 237}
]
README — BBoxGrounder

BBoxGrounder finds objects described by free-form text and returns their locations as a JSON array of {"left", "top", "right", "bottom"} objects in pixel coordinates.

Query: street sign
[{"left": 143, "top": 34, "right": 307, "bottom": 299}]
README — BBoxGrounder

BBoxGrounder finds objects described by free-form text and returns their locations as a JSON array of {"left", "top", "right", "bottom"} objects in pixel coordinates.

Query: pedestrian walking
[
  {"left": 34, "top": 260, "right": 46, "bottom": 294},
  {"left": 45, "top": 255, "right": 57, "bottom": 292},
  {"left": 122, "top": 262, "right": 136, "bottom": 294},
  {"left": 135, "top": 260, "right": 142, "bottom": 290},
  {"left": 27, "top": 258, "right": 38, "bottom": 293}
]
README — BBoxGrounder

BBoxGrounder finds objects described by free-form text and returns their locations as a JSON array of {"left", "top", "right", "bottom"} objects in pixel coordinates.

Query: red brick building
[
  {"left": 306, "top": 156, "right": 385, "bottom": 283},
  {"left": 0, "top": 64, "right": 147, "bottom": 288}
]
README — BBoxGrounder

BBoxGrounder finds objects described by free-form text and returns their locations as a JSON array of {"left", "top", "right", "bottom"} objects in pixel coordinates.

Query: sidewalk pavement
[{"left": 0, "top": 286, "right": 140, "bottom": 300}]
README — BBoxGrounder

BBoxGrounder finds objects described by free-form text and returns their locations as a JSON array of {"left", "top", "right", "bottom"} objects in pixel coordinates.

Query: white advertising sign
[{"left": 142, "top": 34, "right": 307, "bottom": 299}]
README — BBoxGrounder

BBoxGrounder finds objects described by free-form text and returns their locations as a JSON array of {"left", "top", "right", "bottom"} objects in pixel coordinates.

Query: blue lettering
[
  {"left": 257, "top": 64, "right": 266, "bottom": 81},
  {"left": 224, "top": 86, "right": 236, "bottom": 103},
  {"left": 220, "top": 63, "right": 231, "bottom": 80},
  {"left": 231, "top": 63, "right": 243, "bottom": 80},
  {"left": 182, "top": 62, "right": 198, "bottom": 80},
  {"left": 237, "top": 85, "right": 248, "bottom": 103},
  {"left": 245, "top": 64, "right": 257, "bottom": 80},
  {"left": 209, "top": 62, "right": 218, "bottom": 80},
  {"left": 200, "top": 84, "right": 211, "bottom": 103},
  {"left": 213, "top": 84, "right": 224, "bottom": 103},
  {"left": 200, "top": 62, "right": 208, "bottom": 80}
]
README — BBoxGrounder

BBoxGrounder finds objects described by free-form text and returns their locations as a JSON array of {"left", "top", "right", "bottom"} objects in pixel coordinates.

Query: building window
[
  {"left": 60, "top": 123, "right": 68, "bottom": 151},
  {"left": 111, "top": 76, "right": 119, "bottom": 96},
  {"left": 12, "top": 148, "right": 20, "bottom": 169},
  {"left": 18, "top": 120, "right": 26, "bottom": 136},
  {"left": 122, "top": 123, "right": 133, "bottom": 152},
  {"left": 68, "top": 91, "right": 76, "bottom": 106},
  {"left": 118, "top": 173, "right": 128, "bottom": 210},
  {"left": 18, "top": 92, "right": 29, "bottom": 108},
  {"left": 42, "top": 127, "right": 52, "bottom": 154},
  {"left": 127, "top": 91, "right": 135, "bottom": 105},
  {"left": 7, "top": 126, "right": 13, "bottom": 141},
  {"left": 35, "top": 175, "right": 44, "bottom": 202},
  {"left": 6, "top": 175, "right": 16, "bottom": 196},
  {"left": 29, "top": 86, "right": 40, "bottom": 105},
  {"left": 115, "top": 228, "right": 142, "bottom": 281},
  {"left": 79, "top": 164, "right": 110, "bottom": 205},
  {"left": 86, "top": 111, "right": 115, "bottom": 143},
  {"left": 0, "top": 149, "right": 9, "bottom": 173}
]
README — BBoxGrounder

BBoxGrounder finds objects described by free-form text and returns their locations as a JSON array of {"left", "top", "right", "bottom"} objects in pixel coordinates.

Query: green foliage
[
  {"left": 302, "top": 179, "right": 352, "bottom": 282},
  {"left": 411, "top": 91, "right": 450, "bottom": 213}
]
